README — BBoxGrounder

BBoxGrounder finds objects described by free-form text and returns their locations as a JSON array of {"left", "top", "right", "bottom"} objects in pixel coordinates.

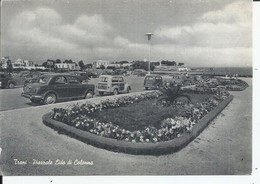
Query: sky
[{"left": 1, "top": 0, "right": 252, "bottom": 67}]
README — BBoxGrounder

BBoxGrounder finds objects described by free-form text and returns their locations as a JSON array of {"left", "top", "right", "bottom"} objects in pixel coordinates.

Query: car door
[
  {"left": 118, "top": 77, "right": 125, "bottom": 91},
  {"left": 51, "top": 76, "right": 70, "bottom": 99},
  {"left": 67, "top": 76, "right": 85, "bottom": 97}
]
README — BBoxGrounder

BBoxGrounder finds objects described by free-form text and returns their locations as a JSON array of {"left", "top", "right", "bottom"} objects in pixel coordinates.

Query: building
[
  {"left": 55, "top": 62, "right": 78, "bottom": 71},
  {"left": 11, "top": 58, "right": 35, "bottom": 69},
  {"left": 178, "top": 67, "right": 190, "bottom": 72},
  {"left": 0, "top": 57, "right": 11, "bottom": 69},
  {"left": 93, "top": 60, "right": 110, "bottom": 69}
]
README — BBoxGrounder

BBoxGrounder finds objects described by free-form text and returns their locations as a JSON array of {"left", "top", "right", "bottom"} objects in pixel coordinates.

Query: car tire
[
  {"left": 113, "top": 88, "right": 118, "bottom": 95},
  {"left": 85, "top": 90, "right": 94, "bottom": 99},
  {"left": 8, "top": 82, "right": 15, "bottom": 89},
  {"left": 43, "top": 93, "right": 56, "bottom": 105},
  {"left": 98, "top": 91, "right": 104, "bottom": 96}
]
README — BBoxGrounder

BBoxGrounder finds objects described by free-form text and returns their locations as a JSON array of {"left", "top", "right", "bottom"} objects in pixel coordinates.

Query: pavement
[{"left": 0, "top": 78, "right": 252, "bottom": 175}]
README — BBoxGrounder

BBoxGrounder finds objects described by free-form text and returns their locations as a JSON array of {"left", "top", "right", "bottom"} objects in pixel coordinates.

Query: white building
[
  {"left": 178, "top": 67, "right": 190, "bottom": 72},
  {"left": 0, "top": 57, "right": 10, "bottom": 68},
  {"left": 93, "top": 60, "right": 110, "bottom": 69},
  {"left": 55, "top": 62, "right": 78, "bottom": 70},
  {"left": 12, "top": 58, "right": 35, "bottom": 69}
]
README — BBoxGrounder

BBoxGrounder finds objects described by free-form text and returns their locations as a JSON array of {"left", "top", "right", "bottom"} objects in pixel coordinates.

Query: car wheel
[
  {"left": 8, "top": 82, "right": 15, "bottom": 89},
  {"left": 126, "top": 87, "right": 130, "bottom": 93},
  {"left": 113, "top": 88, "right": 118, "bottom": 95},
  {"left": 44, "top": 93, "right": 56, "bottom": 105},
  {"left": 85, "top": 90, "right": 94, "bottom": 99},
  {"left": 98, "top": 91, "right": 104, "bottom": 96}
]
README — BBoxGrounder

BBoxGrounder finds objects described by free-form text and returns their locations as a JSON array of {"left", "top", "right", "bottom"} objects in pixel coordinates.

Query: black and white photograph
[{"left": 0, "top": 0, "right": 255, "bottom": 179}]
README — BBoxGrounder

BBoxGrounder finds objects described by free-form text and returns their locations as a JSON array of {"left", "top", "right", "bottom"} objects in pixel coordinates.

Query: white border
[{"left": 2, "top": 1, "right": 260, "bottom": 184}]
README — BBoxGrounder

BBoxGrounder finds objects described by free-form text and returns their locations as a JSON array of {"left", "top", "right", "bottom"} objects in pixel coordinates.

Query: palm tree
[{"left": 157, "top": 82, "right": 191, "bottom": 106}]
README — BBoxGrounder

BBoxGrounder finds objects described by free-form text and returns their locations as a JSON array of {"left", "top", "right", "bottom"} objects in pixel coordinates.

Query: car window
[
  {"left": 118, "top": 77, "right": 124, "bottom": 82},
  {"left": 67, "top": 76, "right": 80, "bottom": 84},
  {"left": 155, "top": 76, "right": 162, "bottom": 80},
  {"left": 54, "top": 76, "right": 67, "bottom": 84},
  {"left": 146, "top": 77, "right": 154, "bottom": 81},
  {"left": 112, "top": 77, "right": 118, "bottom": 82},
  {"left": 100, "top": 77, "right": 108, "bottom": 82},
  {"left": 38, "top": 76, "right": 50, "bottom": 84}
]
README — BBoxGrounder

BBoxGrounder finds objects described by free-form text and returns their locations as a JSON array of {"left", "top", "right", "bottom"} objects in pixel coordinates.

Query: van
[{"left": 144, "top": 75, "right": 163, "bottom": 90}]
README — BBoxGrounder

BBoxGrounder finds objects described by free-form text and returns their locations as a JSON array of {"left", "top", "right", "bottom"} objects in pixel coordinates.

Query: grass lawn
[{"left": 88, "top": 93, "right": 213, "bottom": 131}]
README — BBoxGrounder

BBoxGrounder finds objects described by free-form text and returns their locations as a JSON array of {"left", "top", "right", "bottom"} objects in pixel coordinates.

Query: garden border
[{"left": 42, "top": 95, "right": 233, "bottom": 155}]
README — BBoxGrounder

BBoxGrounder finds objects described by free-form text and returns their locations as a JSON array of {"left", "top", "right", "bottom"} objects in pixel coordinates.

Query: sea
[{"left": 192, "top": 67, "right": 253, "bottom": 77}]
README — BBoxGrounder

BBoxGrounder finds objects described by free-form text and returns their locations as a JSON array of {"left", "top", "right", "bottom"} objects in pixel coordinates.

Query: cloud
[
  {"left": 155, "top": 1, "right": 252, "bottom": 48},
  {"left": 152, "top": 1, "right": 252, "bottom": 67},
  {"left": 4, "top": 2, "right": 252, "bottom": 67},
  {"left": 7, "top": 7, "right": 117, "bottom": 61}
]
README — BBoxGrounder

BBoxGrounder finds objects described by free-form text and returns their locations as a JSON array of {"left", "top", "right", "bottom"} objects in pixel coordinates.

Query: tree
[
  {"left": 119, "top": 60, "right": 129, "bottom": 64},
  {"left": 161, "top": 60, "right": 177, "bottom": 66},
  {"left": 78, "top": 60, "right": 84, "bottom": 71},
  {"left": 153, "top": 62, "right": 160, "bottom": 66},
  {"left": 84, "top": 64, "right": 93, "bottom": 69},
  {"left": 56, "top": 59, "right": 61, "bottom": 63},
  {"left": 178, "top": 62, "right": 184, "bottom": 66},
  {"left": 106, "top": 66, "right": 116, "bottom": 70},
  {"left": 132, "top": 60, "right": 155, "bottom": 71},
  {"left": 157, "top": 82, "right": 191, "bottom": 106},
  {"left": 6, "top": 60, "right": 13, "bottom": 72},
  {"left": 100, "top": 65, "right": 105, "bottom": 70}
]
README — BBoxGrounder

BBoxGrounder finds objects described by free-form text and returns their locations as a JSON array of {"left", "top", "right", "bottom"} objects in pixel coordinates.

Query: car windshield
[
  {"left": 146, "top": 77, "right": 154, "bottom": 81},
  {"left": 38, "top": 76, "right": 50, "bottom": 84},
  {"left": 99, "top": 77, "right": 108, "bottom": 82}
]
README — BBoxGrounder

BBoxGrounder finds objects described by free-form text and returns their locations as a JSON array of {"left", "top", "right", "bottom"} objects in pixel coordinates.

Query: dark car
[
  {"left": 70, "top": 72, "right": 90, "bottom": 82},
  {"left": 0, "top": 72, "right": 17, "bottom": 89},
  {"left": 21, "top": 74, "right": 95, "bottom": 104},
  {"left": 144, "top": 75, "right": 163, "bottom": 90}
]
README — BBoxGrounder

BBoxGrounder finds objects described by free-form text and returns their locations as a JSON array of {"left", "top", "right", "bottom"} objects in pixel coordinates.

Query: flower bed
[
  {"left": 50, "top": 90, "right": 230, "bottom": 144},
  {"left": 42, "top": 94, "right": 233, "bottom": 155}
]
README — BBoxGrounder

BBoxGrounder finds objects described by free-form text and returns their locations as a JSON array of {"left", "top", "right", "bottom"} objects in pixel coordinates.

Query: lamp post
[{"left": 146, "top": 33, "right": 153, "bottom": 74}]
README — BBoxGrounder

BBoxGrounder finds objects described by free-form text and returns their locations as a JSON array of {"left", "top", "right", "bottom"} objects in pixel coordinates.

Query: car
[
  {"left": 70, "top": 72, "right": 90, "bottom": 82},
  {"left": 96, "top": 75, "right": 131, "bottom": 96},
  {"left": 144, "top": 75, "right": 163, "bottom": 90},
  {"left": 21, "top": 74, "right": 95, "bottom": 104},
  {"left": 133, "top": 69, "right": 148, "bottom": 76},
  {"left": 86, "top": 71, "right": 99, "bottom": 78},
  {"left": 0, "top": 72, "right": 17, "bottom": 89}
]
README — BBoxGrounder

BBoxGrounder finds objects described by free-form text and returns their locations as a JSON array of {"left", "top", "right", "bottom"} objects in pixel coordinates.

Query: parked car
[
  {"left": 86, "top": 71, "right": 99, "bottom": 78},
  {"left": 0, "top": 72, "right": 17, "bottom": 89},
  {"left": 96, "top": 75, "right": 131, "bottom": 96},
  {"left": 133, "top": 69, "right": 147, "bottom": 76},
  {"left": 21, "top": 74, "right": 95, "bottom": 104},
  {"left": 70, "top": 72, "right": 90, "bottom": 82},
  {"left": 144, "top": 75, "right": 163, "bottom": 90}
]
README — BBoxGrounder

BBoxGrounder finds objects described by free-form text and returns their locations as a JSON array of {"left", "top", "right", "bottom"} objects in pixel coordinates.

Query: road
[
  {"left": 0, "top": 78, "right": 252, "bottom": 175},
  {"left": 0, "top": 75, "right": 162, "bottom": 111}
]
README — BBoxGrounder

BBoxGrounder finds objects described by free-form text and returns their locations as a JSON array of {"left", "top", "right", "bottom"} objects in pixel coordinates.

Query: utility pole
[{"left": 146, "top": 33, "right": 153, "bottom": 74}]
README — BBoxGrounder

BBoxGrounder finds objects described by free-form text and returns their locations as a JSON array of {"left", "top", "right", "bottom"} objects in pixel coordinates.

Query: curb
[{"left": 42, "top": 95, "right": 233, "bottom": 155}]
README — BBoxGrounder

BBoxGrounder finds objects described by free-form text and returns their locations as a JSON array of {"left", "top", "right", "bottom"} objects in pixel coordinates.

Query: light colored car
[{"left": 96, "top": 75, "right": 131, "bottom": 96}]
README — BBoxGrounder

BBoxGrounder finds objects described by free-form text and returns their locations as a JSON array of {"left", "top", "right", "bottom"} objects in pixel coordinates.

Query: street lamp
[{"left": 146, "top": 33, "right": 153, "bottom": 74}]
